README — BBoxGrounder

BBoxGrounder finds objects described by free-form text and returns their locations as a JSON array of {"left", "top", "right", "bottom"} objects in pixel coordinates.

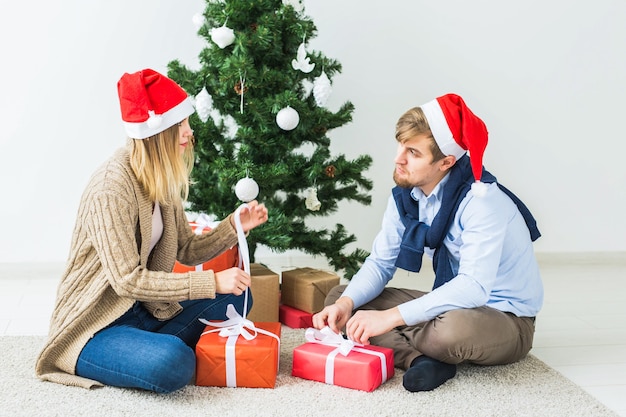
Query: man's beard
[{"left": 393, "top": 170, "right": 413, "bottom": 188}]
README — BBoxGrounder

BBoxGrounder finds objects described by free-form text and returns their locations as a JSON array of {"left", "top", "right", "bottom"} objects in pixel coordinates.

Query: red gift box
[
  {"left": 195, "top": 305, "right": 281, "bottom": 388},
  {"left": 173, "top": 219, "right": 239, "bottom": 273},
  {"left": 292, "top": 328, "right": 394, "bottom": 392},
  {"left": 279, "top": 304, "right": 313, "bottom": 329}
]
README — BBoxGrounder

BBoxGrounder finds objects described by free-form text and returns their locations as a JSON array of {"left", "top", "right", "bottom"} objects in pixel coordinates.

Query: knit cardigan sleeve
[
  {"left": 174, "top": 208, "right": 240, "bottom": 268},
  {"left": 85, "top": 151, "right": 239, "bottom": 305}
]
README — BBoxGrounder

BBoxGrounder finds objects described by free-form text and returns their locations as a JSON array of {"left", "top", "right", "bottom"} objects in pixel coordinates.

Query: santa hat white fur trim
[
  {"left": 421, "top": 98, "right": 488, "bottom": 197},
  {"left": 123, "top": 97, "right": 195, "bottom": 140},
  {"left": 420, "top": 99, "right": 466, "bottom": 160}
]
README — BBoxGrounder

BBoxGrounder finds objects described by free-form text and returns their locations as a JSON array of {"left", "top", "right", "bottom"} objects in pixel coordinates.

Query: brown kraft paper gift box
[
  {"left": 281, "top": 267, "right": 340, "bottom": 314},
  {"left": 247, "top": 263, "right": 280, "bottom": 322}
]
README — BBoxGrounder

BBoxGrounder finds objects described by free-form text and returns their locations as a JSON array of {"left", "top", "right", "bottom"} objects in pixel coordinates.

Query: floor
[{"left": 1, "top": 253, "right": 625, "bottom": 416}]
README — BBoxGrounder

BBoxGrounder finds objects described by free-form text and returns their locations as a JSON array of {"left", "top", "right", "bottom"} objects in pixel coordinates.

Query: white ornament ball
[
  {"left": 235, "top": 177, "right": 259, "bottom": 202},
  {"left": 276, "top": 106, "right": 300, "bottom": 130},
  {"left": 211, "top": 25, "right": 235, "bottom": 49}
]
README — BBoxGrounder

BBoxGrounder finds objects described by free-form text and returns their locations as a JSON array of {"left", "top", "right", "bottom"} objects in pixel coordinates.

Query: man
[{"left": 312, "top": 93, "right": 543, "bottom": 392}]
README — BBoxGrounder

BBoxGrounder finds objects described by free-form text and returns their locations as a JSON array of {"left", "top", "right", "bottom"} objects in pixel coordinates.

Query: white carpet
[{"left": 0, "top": 327, "right": 617, "bottom": 417}]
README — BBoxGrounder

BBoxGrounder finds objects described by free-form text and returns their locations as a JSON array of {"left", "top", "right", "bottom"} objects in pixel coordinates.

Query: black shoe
[{"left": 403, "top": 356, "right": 457, "bottom": 392}]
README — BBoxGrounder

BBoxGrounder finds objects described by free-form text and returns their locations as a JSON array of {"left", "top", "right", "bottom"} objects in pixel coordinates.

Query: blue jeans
[{"left": 76, "top": 293, "right": 251, "bottom": 393}]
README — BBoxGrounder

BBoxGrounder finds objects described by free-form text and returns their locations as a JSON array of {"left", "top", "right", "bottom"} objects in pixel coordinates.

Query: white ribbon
[
  {"left": 198, "top": 204, "right": 280, "bottom": 387},
  {"left": 233, "top": 203, "right": 251, "bottom": 316},
  {"left": 304, "top": 327, "right": 388, "bottom": 386}
]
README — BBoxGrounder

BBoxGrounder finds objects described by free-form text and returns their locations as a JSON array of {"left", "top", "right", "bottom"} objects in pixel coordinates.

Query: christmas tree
[{"left": 168, "top": 0, "right": 373, "bottom": 279}]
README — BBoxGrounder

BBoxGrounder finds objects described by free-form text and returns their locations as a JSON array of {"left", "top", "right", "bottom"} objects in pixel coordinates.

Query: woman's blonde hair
[{"left": 129, "top": 123, "right": 194, "bottom": 205}]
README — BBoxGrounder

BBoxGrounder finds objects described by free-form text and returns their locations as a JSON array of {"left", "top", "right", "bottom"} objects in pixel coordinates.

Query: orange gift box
[
  {"left": 195, "top": 320, "right": 281, "bottom": 388},
  {"left": 173, "top": 221, "right": 239, "bottom": 273},
  {"left": 292, "top": 329, "right": 394, "bottom": 392},
  {"left": 279, "top": 304, "right": 313, "bottom": 329}
]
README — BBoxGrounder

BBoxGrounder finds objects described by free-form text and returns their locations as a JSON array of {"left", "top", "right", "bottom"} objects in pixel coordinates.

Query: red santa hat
[
  {"left": 117, "top": 68, "right": 195, "bottom": 139},
  {"left": 420, "top": 93, "right": 489, "bottom": 196}
]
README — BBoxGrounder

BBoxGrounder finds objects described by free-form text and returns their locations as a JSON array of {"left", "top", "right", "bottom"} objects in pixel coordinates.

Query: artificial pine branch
[{"left": 168, "top": 0, "right": 373, "bottom": 279}]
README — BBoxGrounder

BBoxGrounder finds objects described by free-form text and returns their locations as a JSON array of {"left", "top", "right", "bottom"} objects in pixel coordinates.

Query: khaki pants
[{"left": 326, "top": 285, "right": 536, "bottom": 370}]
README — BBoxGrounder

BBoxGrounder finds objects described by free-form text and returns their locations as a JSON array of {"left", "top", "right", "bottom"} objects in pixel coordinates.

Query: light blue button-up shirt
[{"left": 342, "top": 175, "right": 543, "bottom": 326}]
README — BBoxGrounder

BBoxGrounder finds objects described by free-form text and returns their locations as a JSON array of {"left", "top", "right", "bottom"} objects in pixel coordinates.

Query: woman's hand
[
  {"left": 230, "top": 200, "right": 268, "bottom": 233},
  {"left": 214, "top": 267, "right": 251, "bottom": 295}
]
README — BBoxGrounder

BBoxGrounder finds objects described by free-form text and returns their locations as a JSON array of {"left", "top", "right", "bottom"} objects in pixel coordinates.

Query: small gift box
[
  {"left": 195, "top": 305, "right": 281, "bottom": 388},
  {"left": 281, "top": 268, "right": 340, "bottom": 314},
  {"left": 173, "top": 215, "right": 238, "bottom": 273},
  {"left": 279, "top": 304, "right": 313, "bottom": 329},
  {"left": 247, "top": 264, "right": 280, "bottom": 323},
  {"left": 292, "top": 327, "right": 394, "bottom": 392}
]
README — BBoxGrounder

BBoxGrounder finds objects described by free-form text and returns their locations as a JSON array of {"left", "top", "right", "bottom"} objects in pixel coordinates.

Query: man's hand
[
  {"left": 345, "top": 308, "right": 405, "bottom": 345},
  {"left": 312, "top": 297, "right": 354, "bottom": 334}
]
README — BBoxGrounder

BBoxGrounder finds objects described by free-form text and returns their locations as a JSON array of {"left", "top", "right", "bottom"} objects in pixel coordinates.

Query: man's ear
[{"left": 439, "top": 155, "right": 457, "bottom": 171}]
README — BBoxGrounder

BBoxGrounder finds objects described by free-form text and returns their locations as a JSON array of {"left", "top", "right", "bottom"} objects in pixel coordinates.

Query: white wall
[{"left": 1, "top": 0, "right": 624, "bottom": 264}]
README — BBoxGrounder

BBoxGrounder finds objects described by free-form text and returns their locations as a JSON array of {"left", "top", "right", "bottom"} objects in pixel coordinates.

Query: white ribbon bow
[
  {"left": 200, "top": 304, "right": 257, "bottom": 341},
  {"left": 304, "top": 326, "right": 388, "bottom": 386},
  {"left": 193, "top": 213, "right": 217, "bottom": 235},
  {"left": 304, "top": 326, "right": 358, "bottom": 356}
]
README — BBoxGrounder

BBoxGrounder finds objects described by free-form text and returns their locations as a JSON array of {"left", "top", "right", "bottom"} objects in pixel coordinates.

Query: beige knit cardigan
[{"left": 35, "top": 147, "right": 239, "bottom": 389}]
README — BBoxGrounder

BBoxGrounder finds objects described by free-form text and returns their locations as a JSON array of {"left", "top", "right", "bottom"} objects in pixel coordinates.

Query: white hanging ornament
[
  {"left": 305, "top": 187, "right": 321, "bottom": 211},
  {"left": 276, "top": 106, "right": 300, "bottom": 130},
  {"left": 313, "top": 71, "right": 332, "bottom": 107},
  {"left": 192, "top": 13, "right": 205, "bottom": 30},
  {"left": 211, "top": 24, "right": 235, "bottom": 49},
  {"left": 195, "top": 87, "right": 213, "bottom": 123},
  {"left": 291, "top": 43, "right": 315, "bottom": 73},
  {"left": 235, "top": 177, "right": 259, "bottom": 202}
]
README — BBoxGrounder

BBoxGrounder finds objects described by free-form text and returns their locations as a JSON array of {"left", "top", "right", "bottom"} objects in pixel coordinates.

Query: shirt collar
[{"left": 409, "top": 172, "right": 450, "bottom": 203}]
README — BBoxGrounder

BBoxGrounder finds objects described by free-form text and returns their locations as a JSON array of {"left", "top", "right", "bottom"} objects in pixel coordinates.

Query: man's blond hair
[{"left": 395, "top": 107, "right": 446, "bottom": 162}]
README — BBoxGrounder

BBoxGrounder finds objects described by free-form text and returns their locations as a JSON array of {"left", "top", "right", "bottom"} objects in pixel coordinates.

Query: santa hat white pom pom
[
  {"left": 471, "top": 181, "right": 488, "bottom": 197},
  {"left": 146, "top": 110, "right": 163, "bottom": 129}
]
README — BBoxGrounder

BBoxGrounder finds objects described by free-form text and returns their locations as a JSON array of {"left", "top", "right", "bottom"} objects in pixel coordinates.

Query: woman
[{"left": 35, "top": 69, "right": 268, "bottom": 393}]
